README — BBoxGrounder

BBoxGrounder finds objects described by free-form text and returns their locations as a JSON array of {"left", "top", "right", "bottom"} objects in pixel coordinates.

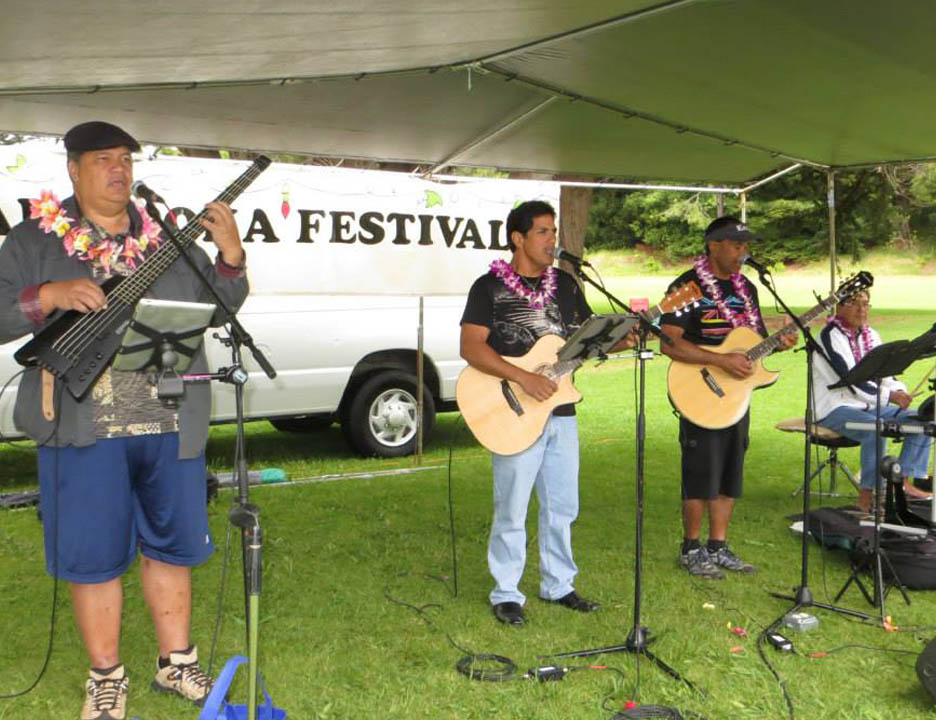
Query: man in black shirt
[
  {"left": 660, "top": 217, "right": 796, "bottom": 579},
  {"left": 460, "top": 200, "right": 624, "bottom": 626}
]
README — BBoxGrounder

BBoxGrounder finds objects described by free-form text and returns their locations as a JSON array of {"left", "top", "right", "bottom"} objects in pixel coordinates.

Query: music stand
[
  {"left": 546, "top": 284, "right": 696, "bottom": 695},
  {"left": 557, "top": 313, "right": 640, "bottom": 363},
  {"left": 828, "top": 335, "right": 935, "bottom": 615},
  {"left": 114, "top": 298, "right": 216, "bottom": 407}
]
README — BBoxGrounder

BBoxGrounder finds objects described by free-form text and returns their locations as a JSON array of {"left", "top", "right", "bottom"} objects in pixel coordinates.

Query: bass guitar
[
  {"left": 666, "top": 271, "right": 873, "bottom": 429},
  {"left": 457, "top": 282, "right": 702, "bottom": 455},
  {"left": 14, "top": 155, "right": 271, "bottom": 400}
]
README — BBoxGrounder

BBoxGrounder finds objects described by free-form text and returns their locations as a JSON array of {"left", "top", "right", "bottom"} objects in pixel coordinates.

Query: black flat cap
[{"left": 64, "top": 121, "right": 140, "bottom": 154}]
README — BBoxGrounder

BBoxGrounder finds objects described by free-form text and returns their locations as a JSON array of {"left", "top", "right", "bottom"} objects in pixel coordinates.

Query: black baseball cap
[
  {"left": 63, "top": 121, "right": 141, "bottom": 154},
  {"left": 704, "top": 216, "right": 759, "bottom": 243}
]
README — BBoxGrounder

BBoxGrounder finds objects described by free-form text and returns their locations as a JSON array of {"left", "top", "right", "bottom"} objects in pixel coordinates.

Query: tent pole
[
  {"left": 827, "top": 170, "right": 836, "bottom": 296},
  {"left": 416, "top": 296, "right": 425, "bottom": 464},
  {"left": 716, "top": 193, "right": 724, "bottom": 216},
  {"left": 739, "top": 192, "right": 746, "bottom": 222}
]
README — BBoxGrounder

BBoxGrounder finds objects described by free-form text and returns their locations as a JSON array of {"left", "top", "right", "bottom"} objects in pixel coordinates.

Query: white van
[{"left": 0, "top": 295, "right": 464, "bottom": 457}]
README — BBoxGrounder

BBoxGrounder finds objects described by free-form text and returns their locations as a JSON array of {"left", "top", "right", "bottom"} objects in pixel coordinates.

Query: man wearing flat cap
[
  {"left": 658, "top": 216, "right": 797, "bottom": 580},
  {"left": 0, "top": 121, "right": 248, "bottom": 719}
]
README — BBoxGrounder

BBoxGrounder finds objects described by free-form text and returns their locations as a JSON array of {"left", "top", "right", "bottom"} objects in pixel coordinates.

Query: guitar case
[{"left": 804, "top": 485, "right": 936, "bottom": 590}]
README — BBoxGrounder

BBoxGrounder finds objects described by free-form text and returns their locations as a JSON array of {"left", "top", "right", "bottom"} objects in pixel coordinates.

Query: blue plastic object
[{"left": 198, "top": 655, "right": 286, "bottom": 720}]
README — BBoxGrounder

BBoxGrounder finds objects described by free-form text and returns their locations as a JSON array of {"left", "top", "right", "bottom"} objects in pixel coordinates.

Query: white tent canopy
[{"left": 2, "top": 0, "right": 935, "bottom": 183}]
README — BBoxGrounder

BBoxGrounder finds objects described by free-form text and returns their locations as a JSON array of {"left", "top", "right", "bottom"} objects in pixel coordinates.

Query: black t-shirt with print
[
  {"left": 461, "top": 268, "right": 592, "bottom": 415},
  {"left": 659, "top": 267, "right": 766, "bottom": 346}
]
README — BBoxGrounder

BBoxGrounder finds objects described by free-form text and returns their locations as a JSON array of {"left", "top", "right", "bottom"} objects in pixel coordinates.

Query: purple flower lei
[
  {"left": 827, "top": 315, "right": 875, "bottom": 362},
  {"left": 489, "top": 258, "right": 558, "bottom": 309},
  {"left": 693, "top": 255, "right": 760, "bottom": 330}
]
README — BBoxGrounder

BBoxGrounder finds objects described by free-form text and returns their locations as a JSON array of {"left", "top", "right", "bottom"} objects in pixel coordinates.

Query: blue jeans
[
  {"left": 488, "top": 415, "right": 580, "bottom": 606},
  {"left": 819, "top": 405, "right": 931, "bottom": 488}
]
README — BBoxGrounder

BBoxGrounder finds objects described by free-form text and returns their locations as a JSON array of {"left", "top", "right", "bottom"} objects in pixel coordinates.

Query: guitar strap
[{"left": 41, "top": 368, "right": 55, "bottom": 421}]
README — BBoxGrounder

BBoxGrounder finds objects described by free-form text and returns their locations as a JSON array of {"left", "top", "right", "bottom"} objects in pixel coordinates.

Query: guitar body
[
  {"left": 14, "top": 276, "right": 133, "bottom": 400},
  {"left": 667, "top": 326, "right": 779, "bottom": 429},
  {"left": 456, "top": 334, "right": 582, "bottom": 455}
]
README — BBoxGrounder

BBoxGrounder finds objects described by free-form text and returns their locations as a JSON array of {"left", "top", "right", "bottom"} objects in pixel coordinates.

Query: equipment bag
[
  {"left": 198, "top": 655, "right": 286, "bottom": 720},
  {"left": 851, "top": 534, "right": 936, "bottom": 590}
]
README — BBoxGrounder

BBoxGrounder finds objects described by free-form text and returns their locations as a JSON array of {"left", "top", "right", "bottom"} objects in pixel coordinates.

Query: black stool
[{"left": 775, "top": 418, "right": 860, "bottom": 497}]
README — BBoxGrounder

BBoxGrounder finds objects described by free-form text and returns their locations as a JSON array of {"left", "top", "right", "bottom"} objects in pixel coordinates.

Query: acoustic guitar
[
  {"left": 457, "top": 282, "right": 702, "bottom": 455},
  {"left": 666, "top": 271, "right": 873, "bottom": 429}
]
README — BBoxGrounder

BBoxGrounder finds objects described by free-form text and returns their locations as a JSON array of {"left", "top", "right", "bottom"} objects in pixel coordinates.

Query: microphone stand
[
  {"left": 547, "top": 261, "right": 696, "bottom": 695},
  {"left": 142, "top": 198, "right": 277, "bottom": 720},
  {"left": 750, "top": 266, "right": 876, "bottom": 623}
]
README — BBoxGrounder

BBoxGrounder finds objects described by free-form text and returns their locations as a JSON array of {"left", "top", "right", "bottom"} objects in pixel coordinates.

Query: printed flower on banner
[
  {"left": 424, "top": 190, "right": 443, "bottom": 209},
  {"left": 281, "top": 188, "right": 291, "bottom": 219}
]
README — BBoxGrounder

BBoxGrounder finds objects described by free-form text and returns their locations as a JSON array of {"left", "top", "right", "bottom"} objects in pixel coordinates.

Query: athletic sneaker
[
  {"left": 709, "top": 545, "right": 757, "bottom": 574},
  {"left": 680, "top": 547, "right": 724, "bottom": 580},
  {"left": 81, "top": 665, "right": 128, "bottom": 720},
  {"left": 151, "top": 646, "right": 214, "bottom": 706}
]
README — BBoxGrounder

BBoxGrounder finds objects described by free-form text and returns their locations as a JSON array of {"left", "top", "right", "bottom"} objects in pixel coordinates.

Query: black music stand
[
  {"left": 827, "top": 333, "right": 936, "bottom": 616},
  {"left": 557, "top": 313, "right": 640, "bottom": 363},
  {"left": 757, "top": 268, "right": 879, "bottom": 625},
  {"left": 545, "top": 269, "right": 697, "bottom": 699}
]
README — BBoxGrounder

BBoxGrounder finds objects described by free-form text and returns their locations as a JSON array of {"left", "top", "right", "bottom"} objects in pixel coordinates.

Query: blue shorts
[{"left": 38, "top": 433, "right": 214, "bottom": 583}]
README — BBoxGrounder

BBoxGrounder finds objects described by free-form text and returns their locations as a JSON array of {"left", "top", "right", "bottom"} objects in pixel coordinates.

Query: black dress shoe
[
  {"left": 548, "top": 591, "right": 600, "bottom": 613},
  {"left": 914, "top": 476, "right": 933, "bottom": 493},
  {"left": 492, "top": 602, "right": 525, "bottom": 626}
]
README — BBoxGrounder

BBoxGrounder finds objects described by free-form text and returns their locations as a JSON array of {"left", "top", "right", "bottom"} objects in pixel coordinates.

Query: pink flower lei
[
  {"left": 827, "top": 315, "right": 875, "bottom": 362},
  {"left": 29, "top": 190, "right": 162, "bottom": 273},
  {"left": 489, "top": 258, "right": 558, "bottom": 309},
  {"left": 693, "top": 255, "right": 760, "bottom": 331}
]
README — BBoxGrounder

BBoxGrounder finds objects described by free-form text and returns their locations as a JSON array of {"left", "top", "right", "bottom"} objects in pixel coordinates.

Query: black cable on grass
[
  {"left": 756, "top": 615, "right": 796, "bottom": 720},
  {"left": 455, "top": 654, "right": 518, "bottom": 682},
  {"left": 0, "top": 368, "right": 32, "bottom": 450},
  {"left": 0, "top": 386, "right": 64, "bottom": 699}
]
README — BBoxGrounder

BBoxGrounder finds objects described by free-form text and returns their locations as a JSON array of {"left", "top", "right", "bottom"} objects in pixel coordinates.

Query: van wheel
[{"left": 344, "top": 371, "right": 435, "bottom": 457}]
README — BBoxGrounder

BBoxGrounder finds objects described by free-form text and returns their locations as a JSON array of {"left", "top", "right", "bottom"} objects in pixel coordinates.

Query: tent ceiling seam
[
  {"left": 428, "top": 96, "right": 559, "bottom": 174},
  {"left": 479, "top": 64, "right": 825, "bottom": 172},
  {"left": 470, "top": 0, "right": 702, "bottom": 67}
]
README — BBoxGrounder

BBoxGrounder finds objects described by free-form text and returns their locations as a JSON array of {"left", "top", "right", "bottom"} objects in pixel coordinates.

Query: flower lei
[
  {"left": 827, "top": 315, "right": 875, "bottom": 362},
  {"left": 29, "top": 190, "right": 162, "bottom": 273},
  {"left": 693, "top": 256, "right": 760, "bottom": 330},
  {"left": 489, "top": 258, "right": 558, "bottom": 309}
]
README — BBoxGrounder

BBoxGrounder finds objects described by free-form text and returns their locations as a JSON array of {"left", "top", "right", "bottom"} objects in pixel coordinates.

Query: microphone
[
  {"left": 131, "top": 181, "right": 167, "bottom": 206},
  {"left": 553, "top": 246, "right": 590, "bottom": 267},
  {"left": 742, "top": 255, "right": 769, "bottom": 275}
]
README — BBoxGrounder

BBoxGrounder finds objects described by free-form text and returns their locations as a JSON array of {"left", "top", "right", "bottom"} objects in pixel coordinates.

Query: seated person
[{"left": 813, "top": 290, "right": 932, "bottom": 512}]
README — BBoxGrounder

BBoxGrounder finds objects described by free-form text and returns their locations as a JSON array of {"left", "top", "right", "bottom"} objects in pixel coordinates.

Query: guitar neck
[
  {"left": 109, "top": 156, "right": 270, "bottom": 305},
  {"left": 745, "top": 295, "right": 835, "bottom": 361}
]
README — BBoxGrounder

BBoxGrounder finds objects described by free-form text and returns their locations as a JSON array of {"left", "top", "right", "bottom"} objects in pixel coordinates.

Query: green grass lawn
[{"left": 2, "top": 285, "right": 936, "bottom": 718}]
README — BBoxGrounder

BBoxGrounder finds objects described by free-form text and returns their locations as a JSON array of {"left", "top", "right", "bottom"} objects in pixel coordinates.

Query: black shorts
[{"left": 679, "top": 411, "right": 750, "bottom": 500}]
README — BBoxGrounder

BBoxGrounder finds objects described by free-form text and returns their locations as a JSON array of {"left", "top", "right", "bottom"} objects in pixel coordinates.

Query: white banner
[{"left": 0, "top": 140, "right": 560, "bottom": 296}]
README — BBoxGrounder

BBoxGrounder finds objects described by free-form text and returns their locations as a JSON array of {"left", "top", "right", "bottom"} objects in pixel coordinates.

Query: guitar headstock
[
  {"left": 657, "top": 281, "right": 703, "bottom": 317},
  {"left": 834, "top": 270, "right": 874, "bottom": 303}
]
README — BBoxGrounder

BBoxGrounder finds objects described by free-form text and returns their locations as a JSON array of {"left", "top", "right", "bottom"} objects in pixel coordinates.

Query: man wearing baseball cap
[
  {"left": 658, "top": 216, "right": 797, "bottom": 579},
  {"left": 0, "top": 120, "right": 248, "bottom": 719}
]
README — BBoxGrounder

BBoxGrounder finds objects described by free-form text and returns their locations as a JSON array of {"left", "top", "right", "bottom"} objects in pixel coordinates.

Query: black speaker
[{"left": 916, "top": 637, "right": 936, "bottom": 702}]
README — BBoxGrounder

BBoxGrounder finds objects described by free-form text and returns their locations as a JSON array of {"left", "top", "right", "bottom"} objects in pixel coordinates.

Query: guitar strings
[{"left": 49, "top": 166, "right": 262, "bottom": 362}]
